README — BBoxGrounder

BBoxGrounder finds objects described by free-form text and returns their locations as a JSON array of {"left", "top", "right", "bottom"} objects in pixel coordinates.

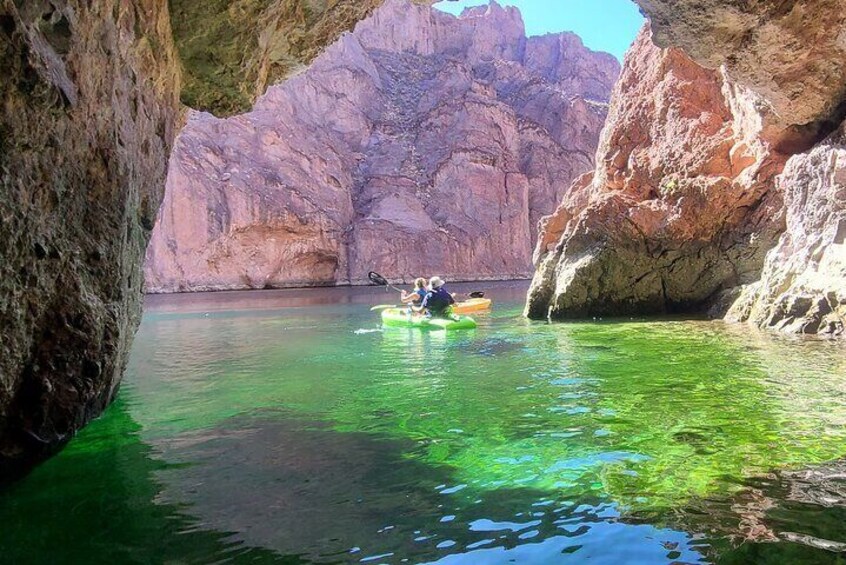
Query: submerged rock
[
  {"left": 144, "top": 0, "right": 619, "bottom": 292},
  {"left": 525, "top": 26, "right": 786, "bottom": 320}
]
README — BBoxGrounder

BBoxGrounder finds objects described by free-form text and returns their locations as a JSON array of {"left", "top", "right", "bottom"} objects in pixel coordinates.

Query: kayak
[
  {"left": 452, "top": 297, "right": 492, "bottom": 314},
  {"left": 381, "top": 308, "right": 477, "bottom": 330}
]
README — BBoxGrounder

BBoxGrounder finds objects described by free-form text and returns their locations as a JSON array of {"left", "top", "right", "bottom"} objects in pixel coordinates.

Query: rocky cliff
[
  {"left": 144, "top": 0, "right": 620, "bottom": 292},
  {"left": 527, "top": 2, "right": 846, "bottom": 336},
  {"left": 631, "top": 0, "right": 846, "bottom": 335},
  {"left": 525, "top": 26, "right": 786, "bottom": 320},
  {"left": 0, "top": 0, "right": 180, "bottom": 478}
]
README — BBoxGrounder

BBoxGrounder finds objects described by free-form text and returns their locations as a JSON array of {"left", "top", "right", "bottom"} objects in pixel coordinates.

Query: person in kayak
[
  {"left": 400, "top": 278, "right": 428, "bottom": 307},
  {"left": 415, "top": 276, "right": 455, "bottom": 318}
]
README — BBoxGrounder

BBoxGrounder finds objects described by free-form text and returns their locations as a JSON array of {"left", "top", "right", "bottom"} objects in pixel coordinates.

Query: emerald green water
[{"left": 2, "top": 282, "right": 846, "bottom": 564}]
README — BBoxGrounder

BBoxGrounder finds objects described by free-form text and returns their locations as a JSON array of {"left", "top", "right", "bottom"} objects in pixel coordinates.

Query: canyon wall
[{"left": 144, "top": 0, "right": 620, "bottom": 292}]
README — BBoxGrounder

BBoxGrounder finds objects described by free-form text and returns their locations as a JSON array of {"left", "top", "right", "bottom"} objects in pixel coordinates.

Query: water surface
[{"left": 2, "top": 282, "right": 846, "bottom": 564}]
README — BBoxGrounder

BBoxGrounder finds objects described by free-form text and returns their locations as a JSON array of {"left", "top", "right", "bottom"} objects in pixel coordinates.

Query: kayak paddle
[
  {"left": 369, "top": 271, "right": 486, "bottom": 298},
  {"left": 368, "top": 271, "right": 404, "bottom": 293}
]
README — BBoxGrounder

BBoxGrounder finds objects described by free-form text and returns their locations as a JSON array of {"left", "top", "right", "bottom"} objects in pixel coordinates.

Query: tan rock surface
[
  {"left": 634, "top": 0, "right": 846, "bottom": 142},
  {"left": 145, "top": 0, "right": 620, "bottom": 292}
]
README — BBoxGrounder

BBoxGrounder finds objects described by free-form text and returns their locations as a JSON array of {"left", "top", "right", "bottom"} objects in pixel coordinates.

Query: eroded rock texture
[
  {"left": 144, "top": 0, "right": 619, "bottom": 292},
  {"left": 727, "top": 124, "right": 846, "bottom": 335},
  {"left": 0, "top": 0, "right": 180, "bottom": 477},
  {"left": 635, "top": 0, "right": 846, "bottom": 142},
  {"left": 621, "top": 0, "right": 846, "bottom": 335},
  {"left": 525, "top": 26, "right": 786, "bottom": 319},
  {"left": 170, "top": 0, "right": 388, "bottom": 115}
]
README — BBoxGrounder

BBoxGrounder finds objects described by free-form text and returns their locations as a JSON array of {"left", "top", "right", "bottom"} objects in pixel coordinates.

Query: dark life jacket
[{"left": 422, "top": 286, "right": 455, "bottom": 316}]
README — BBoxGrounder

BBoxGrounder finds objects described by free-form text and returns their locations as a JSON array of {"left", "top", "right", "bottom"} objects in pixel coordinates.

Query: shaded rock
[
  {"left": 170, "top": 0, "right": 394, "bottom": 115},
  {"left": 145, "top": 0, "right": 619, "bottom": 292},
  {"left": 0, "top": 0, "right": 180, "bottom": 477},
  {"left": 525, "top": 26, "right": 786, "bottom": 320}
]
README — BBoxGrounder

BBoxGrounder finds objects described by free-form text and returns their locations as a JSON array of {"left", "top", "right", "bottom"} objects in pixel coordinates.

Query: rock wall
[
  {"left": 626, "top": 0, "right": 846, "bottom": 335},
  {"left": 0, "top": 0, "right": 180, "bottom": 478},
  {"left": 525, "top": 26, "right": 786, "bottom": 320},
  {"left": 170, "top": 0, "right": 389, "bottom": 115},
  {"left": 144, "top": 0, "right": 620, "bottom": 292},
  {"left": 635, "top": 0, "right": 846, "bottom": 145},
  {"left": 727, "top": 124, "right": 846, "bottom": 335}
]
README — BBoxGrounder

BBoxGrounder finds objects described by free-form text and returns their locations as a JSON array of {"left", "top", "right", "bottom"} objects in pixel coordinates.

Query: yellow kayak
[{"left": 452, "top": 297, "right": 492, "bottom": 314}]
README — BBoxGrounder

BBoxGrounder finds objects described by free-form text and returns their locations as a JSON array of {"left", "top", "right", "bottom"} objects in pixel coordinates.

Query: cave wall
[
  {"left": 0, "top": 0, "right": 383, "bottom": 479},
  {"left": 0, "top": 0, "right": 180, "bottom": 478}
]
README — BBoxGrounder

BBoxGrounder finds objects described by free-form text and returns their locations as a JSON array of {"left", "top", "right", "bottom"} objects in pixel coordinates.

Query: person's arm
[
  {"left": 413, "top": 293, "right": 430, "bottom": 313},
  {"left": 400, "top": 291, "right": 415, "bottom": 304}
]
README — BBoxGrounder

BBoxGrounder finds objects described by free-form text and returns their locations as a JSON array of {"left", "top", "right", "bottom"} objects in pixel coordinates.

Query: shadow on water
[{"left": 0, "top": 398, "right": 282, "bottom": 563}]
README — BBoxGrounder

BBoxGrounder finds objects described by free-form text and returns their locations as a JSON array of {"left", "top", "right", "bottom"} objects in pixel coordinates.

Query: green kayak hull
[{"left": 380, "top": 309, "right": 477, "bottom": 330}]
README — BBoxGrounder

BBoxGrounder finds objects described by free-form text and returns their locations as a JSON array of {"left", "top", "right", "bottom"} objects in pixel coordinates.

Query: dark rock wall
[{"left": 0, "top": 0, "right": 180, "bottom": 477}]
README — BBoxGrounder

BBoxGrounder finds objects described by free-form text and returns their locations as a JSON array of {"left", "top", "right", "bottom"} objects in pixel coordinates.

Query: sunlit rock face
[
  {"left": 727, "top": 124, "right": 846, "bottom": 336},
  {"left": 144, "top": 0, "right": 620, "bottom": 292},
  {"left": 626, "top": 0, "right": 846, "bottom": 335},
  {"left": 525, "top": 26, "right": 786, "bottom": 320},
  {"left": 634, "top": 0, "right": 846, "bottom": 143},
  {"left": 0, "top": 0, "right": 180, "bottom": 477}
]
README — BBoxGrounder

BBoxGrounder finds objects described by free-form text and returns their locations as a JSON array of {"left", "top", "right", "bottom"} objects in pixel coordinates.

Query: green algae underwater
[{"left": 2, "top": 282, "right": 846, "bottom": 564}]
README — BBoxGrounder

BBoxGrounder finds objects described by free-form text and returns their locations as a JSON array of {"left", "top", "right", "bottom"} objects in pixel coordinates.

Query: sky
[{"left": 433, "top": 0, "right": 644, "bottom": 61}]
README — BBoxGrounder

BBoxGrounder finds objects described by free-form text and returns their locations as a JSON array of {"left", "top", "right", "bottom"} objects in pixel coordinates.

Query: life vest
[{"left": 422, "top": 287, "right": 455, "bottom": 316}]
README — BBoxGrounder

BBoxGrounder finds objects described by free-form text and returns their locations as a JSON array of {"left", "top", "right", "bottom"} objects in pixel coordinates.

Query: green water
[{"left": 2, "top": 282, "right": 846, "bottom": 564}]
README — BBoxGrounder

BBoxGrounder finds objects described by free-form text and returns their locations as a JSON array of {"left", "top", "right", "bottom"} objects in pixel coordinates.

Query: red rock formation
[
  {"left": 526, "top": 26, "right": 787, "bottom": 319},
  {"left": 144, "top": 0, "right": 620, "bottom": 292},
  {"left": 632, "top": 0, "right": 846, "bottom": 336}
]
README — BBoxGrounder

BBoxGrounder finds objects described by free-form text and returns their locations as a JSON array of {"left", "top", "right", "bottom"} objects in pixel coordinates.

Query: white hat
[{"left": 429, "top": 276, "right": 445, "bottom": 289}]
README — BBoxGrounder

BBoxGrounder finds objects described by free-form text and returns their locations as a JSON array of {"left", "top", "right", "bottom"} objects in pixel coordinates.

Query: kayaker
[
  {"left": 415, "top": 276, "right": 455, "bottom": 318},
  {"left": 400, "top": 278, "right": 427, "bottom": 307}
]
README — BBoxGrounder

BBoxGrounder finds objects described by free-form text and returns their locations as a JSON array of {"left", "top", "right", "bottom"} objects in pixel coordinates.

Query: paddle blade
[
  {"left": 368, "top": 271, "right": 389, "bottom": 286},
  {"left": 469, "top": 291, "right": 485, "bottom": 299}
]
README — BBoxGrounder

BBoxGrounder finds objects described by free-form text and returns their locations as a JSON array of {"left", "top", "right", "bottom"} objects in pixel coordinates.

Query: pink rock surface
[{"left": 144, "top": 0, "right": 619, "bottom": 292}]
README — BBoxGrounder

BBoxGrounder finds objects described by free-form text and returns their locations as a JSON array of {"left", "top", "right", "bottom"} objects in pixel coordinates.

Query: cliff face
[
  {"left": 635, "top": 0, "right": 846, "bottom": 144},
  {"left": 144, "top": 0, "right": 620, "bottom": 292},
  {"left": 726, "top": 125, "right": 846, "bottom": 335},
  {"left": 525, "top": 27, "right": 786, "bottom": 319},
  {"left": 0, "top": 0, "right": 180, "bottom": 477},
  {"left": 630, "top": 0, "right": 846, "bottom": 336}
]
